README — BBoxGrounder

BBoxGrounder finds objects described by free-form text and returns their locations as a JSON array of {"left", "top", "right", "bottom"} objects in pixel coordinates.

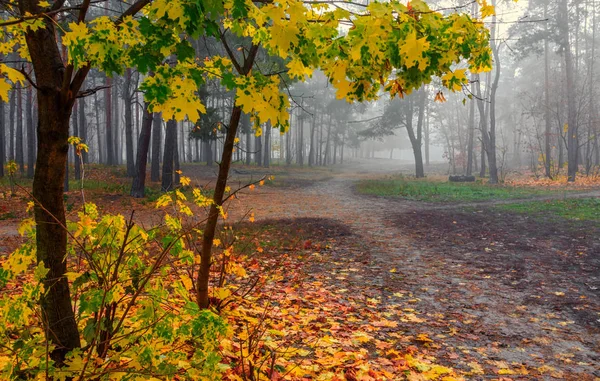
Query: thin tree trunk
[
  {"left": 543, "top": 3, "right": 552, "bottom": 178},
  {"left": 487, "top": 39, "right": 500, "bottom": 184},
  {"left": 196, "top": 43, "right": 259, "bottom": 309},
  {"left": 560, "top": 0, "right": 578, "bottom": 181},
  {"left": 0, "top": 97, "right": 4, "bottom": 177},
  {"left": 26, "top": 82, "right": 35, "bottom": 178},
  {"left": 79, "top": 94, "right": 87, "bottom": 164},
  {"left": 131, "top": 103, "right": 154, "bottom": 197},
  {"left": 72, "top": 99, "right": 81, "bottom": 180},
  {"left": 124, "top": 69, "right": 135, "bottom": 177},
  {"left": 161, "top": 119, "right": 177, "bottom": 192},
  {"left": 151, "top": 112, "right": 162, "bottom": 181},
  {"left": 16, "top": 85, "right": 24, "bottom": 173},
  {"left": 263, "top": 122, "right": 270, "bottom": 167},
  {"left": 255, "top": 132, "right": 262, "bottom": 166},
  {"left": 105, "top": 77, "right": 114, "bottom": 165},
  {"left": 9, "top": 88, "right": 15, "bottom": 161},
  {"left": 466, "top": 80, "right": 475, "bottom": 175}
]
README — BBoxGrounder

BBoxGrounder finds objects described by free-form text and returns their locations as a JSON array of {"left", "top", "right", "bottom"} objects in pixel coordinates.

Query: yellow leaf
[
  {"left": 481, "top": 4, "right": 495, "bottom": 18},
  {"left": 0, "top": 64, "right": 25, "bottom": 85},
  {"left": 38, "top": 0, "right": 50, "bottom": 7},
  {"left": 400, "top": 31, "right": 430, "bottom": 69},
  {"left": 287, "top": 58, "right": 313, "bottom": 79},
  {"left": 180, "top": 175, "right": 191, "bottom": 186}
]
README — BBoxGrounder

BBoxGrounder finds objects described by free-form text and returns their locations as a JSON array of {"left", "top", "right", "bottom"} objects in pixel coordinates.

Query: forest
[{"left": 0, "top": 0, "right": 599, "bottom": 379}]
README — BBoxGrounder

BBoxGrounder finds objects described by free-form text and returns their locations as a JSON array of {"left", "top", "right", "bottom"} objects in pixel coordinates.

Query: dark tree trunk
[
  {"left": 9, "top": 88, "right": 15, "bottom": 161},
  {"left": 78, "top": 96, "right": 87, "bottom": 164},
  {"left": 196, "top": 43, "right": 259, "bottom": 309},
  {"left": 308, "top": 116, "right": 315, "bottom": 166},
  {"left": 130, "top": 103, "right": 153, "bottom": 198},
  {"left": 0, "top": 99, "right": 4, "bottom": 177},
  {"left": 72, "top": 99, "right": 81, "bottom": 180},
  {"left": 543, "top": 4, "right": 552, "bottom": 179},
  {"left": 263, "top": 122, "right": 270, "bottom": 167},
  {"left": 24, "top": 18, "right": 83, "bottom": 366},
  {"left": 560, "top": 0, "right": 578, "bottom": 182},
  {"left": 113, "top": 81, "right": 120, "bottom": 165},
  {"left": 204, "top": 139, "right": 213, "bottom": 166},
  {"left": 161, "top": 119, "right": 177, "bottom": 192},
  {"left": 405, "top": 92, "right": 425, "bottom": 178},
  {"left": 105, "top": 77, "right": 114, "bottom": 165},
  {"left": 466, "top": 81, "right": 475, "bottom": 176},
  {"left": 174, "top": 140, "right": 180, "bottom": 186},
  {"left": 245, "top": 129, "right": 252, "bottom": 165},
  {"left": 487, "top": 40, "right": 500, "bottom": 184},
  {"left": 26, "top": 83, "right": 35, "bottom": 178},
  {"left": 124, "top": 69, "right": 135, "bottom": 177},
  {"left": 255, "top": 133, "right": 262, "bottom": 166},
  {"left": 323, "top": 117, "right": 331, "bottom": 166},
  {"left": 151, "top": 112, "right": 162, "bottom": 181},
  {"left": 94, "top": 85, "right": 103, "bottom": 163},
  {"left": 16, "top": 85, "right": 24, "bottom": 173},
  {"left": 286, "top": 117, "right": 292, "bottom": 165}
]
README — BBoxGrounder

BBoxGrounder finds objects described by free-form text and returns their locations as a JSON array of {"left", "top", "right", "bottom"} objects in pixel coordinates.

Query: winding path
[{"left": 230, "top": 170, "right": 600, "bottom": 379}]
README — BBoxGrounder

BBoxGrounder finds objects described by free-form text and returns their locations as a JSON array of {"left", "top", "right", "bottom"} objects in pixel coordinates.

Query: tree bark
[
  {"left": 72, "top": 99, "right": 81, "bottom": 180},
  {"left": 560, "top": 0, "right": 578, "bottom": 181},
  {"left": 255, "top": 132, "right": 262, "bottom": 166},
  {"left": 151, "top": 112, "right": 162, "bottom": 181},
  {"left": 26, "top": 82, "right": 35, "bottom": 178},
  {"left": 9, "top": 87, "right": 15, "bottom": 161},
  {"left": 161, "top": 119, "right": 177, "bottom": 192},
  {"left": 78, "top": 95, "right": 87, "bottom": 164},
  {"left": 24, "top": 16, "right": 82, "bottom": 366},
  {"left": 105, "top": 77, "right": 114, "bottom": 165},
  {"left": 196, "top": 43, "right": 259, "bottom": 309},
  {"left": 0, "top": 93, "right": 4, "bottom": 177},
  {"left": 130, "top": 104, "right": 154, "bottom": 197},
  {"left": 543, "top": 3, "right": 552, "bottom": 178},
  {"left": 16, "top": 85, "right": 24, "bottom": 173},
  {"left": 263, "top": 121, "right": 270, "bottom": 168},
  {"left": 124, "top": 69, "right": 135, "bottom": 177}
]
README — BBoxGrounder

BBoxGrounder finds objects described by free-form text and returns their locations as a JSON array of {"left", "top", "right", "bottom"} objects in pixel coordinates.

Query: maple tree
[{"left": 0, "top": 0, "right": 493, "bottom": 377}]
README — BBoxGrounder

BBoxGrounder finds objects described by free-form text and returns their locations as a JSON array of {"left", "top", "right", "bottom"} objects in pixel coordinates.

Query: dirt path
[{"left": 230, "top": 173, "right": 600, "bottom": 380}]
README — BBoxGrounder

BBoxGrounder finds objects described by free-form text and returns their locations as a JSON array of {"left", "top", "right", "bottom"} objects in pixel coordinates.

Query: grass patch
[
  {"left": 497, "top": 198, "right": 600, "bottom": 223},
  {"left": 356, "top": 175, "right": 561, "bottom": 202}
]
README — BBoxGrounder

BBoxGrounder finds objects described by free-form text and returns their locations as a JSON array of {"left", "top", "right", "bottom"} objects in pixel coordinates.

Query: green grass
[
  {"left": 497, "top": 198, "right": 600, "bottom": 223},
  {"left": 355, "top": 176, "right": 561, "bottom": 202}
]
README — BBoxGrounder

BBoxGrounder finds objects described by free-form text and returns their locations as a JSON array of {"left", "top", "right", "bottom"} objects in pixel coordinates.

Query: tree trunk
[
  {"left": 245, "top": 121, "right": 252, "bottom": 165},
  {"left": 263, "top": 122, "right": 270, "bottom": 167},
  {"left": 79, "top": 95, "right": 87, "bottom": 164},
  {"left": 255, "top": 132, "right": 262, "bottom": 166},
  {"left": 26, "top": 82, "right": 35, "bottom": 178},
  {"left": 406, "top": 93, "right": 425, "bottom": 178},
  {"left": 161, "top": 119, "right": 177, "bottom": 192},
  {"left": 24, "top": 20, "right": 83, "bottom": 366},
  {"left": 543, "top": 3, "right": 552, "bottom": 178},
  {"left": 105, "top": 77, "right": 114, "bottom": 165},
  {"left": 16, "top": 85, "right": 24, "bottom": 173},
  {"left": 0, "top": 98, "right": 3, "bottom": 177},
  {"left": 9, "top": 88, "right": 15, "bottom": 161},
  {"left": 487, "top": 41, "right": 500, "bottom": 184},
  {"left": 72, "top": 99, "right": 81, "bottom": 180},
  {"left": 130, "top": 104, "right": 154, "bottom": 198},
  {"left": 124, "top": 69, "right": 135, "bottom": 177},
  {"left": 204, "top": 139, "right": 213, "bottom": 166},
  {"left": 466, "top": 80, "right": 475, "bottom": 175},
  {"left": 560, "top": 0, "right": 578, "bottom": 181},
  {"left": 151, "top": 112, "right": 162, "bottom": 181}
]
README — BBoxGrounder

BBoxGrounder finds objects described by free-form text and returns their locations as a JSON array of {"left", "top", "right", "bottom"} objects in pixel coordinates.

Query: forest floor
[{"left": 0, "top": 159, "right": 599, "bottom": 380}]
